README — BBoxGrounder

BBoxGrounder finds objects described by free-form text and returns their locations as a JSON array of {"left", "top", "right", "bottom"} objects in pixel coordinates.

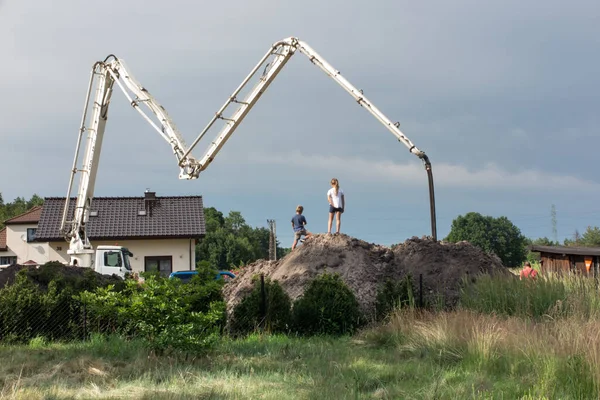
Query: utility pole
[{"left": 267, "top": 219, "right": 277, "bottom": 261}]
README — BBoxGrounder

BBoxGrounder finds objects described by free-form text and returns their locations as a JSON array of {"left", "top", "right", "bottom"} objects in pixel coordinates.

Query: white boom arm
[
  {"left": 59, "top": 56, "right": 203, "bottom": 254},
  {"left": 61, "top": 35, "right": 437, "bottom": 256},
  {"left": 182, "top": 36, "right": 437, "bottom": 239}
]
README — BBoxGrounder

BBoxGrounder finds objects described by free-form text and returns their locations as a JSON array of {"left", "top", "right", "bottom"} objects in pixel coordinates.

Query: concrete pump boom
[
  {"left": 184, "top": 37, "right": 437, "bottom": 240},
  {"left": 61, "top": 36, "right": 437, "bottom": 269}
]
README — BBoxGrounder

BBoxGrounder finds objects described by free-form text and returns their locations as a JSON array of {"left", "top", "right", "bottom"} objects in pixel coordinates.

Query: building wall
[
  {"left": 541, "top": 253, "right": 597, "bottom": 275},
  {"left": 5, "top": 224, "right": 49, "bottom": 265},
  {"left": 5, "top": 220, "right": 197, "bottom": 274},
  {"left": 47, "top": 238, "right": 197, "bottom": 274},
  {"left": 540, "top": 254, "right": 570, "bottom": 273}
]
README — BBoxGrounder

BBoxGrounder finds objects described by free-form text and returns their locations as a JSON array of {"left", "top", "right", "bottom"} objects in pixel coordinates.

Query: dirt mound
[
  {"left": 0, "top": 262, "right": 123, "bottom": 290},
  {"left": 223, "top": 234, "right": 511, "bottom": 317},
  {"left": 0, "top": 264, "right": 38, "bottom": 288},
  {"left": 391, "top": 237, "right": 512, "bottom": 308}
]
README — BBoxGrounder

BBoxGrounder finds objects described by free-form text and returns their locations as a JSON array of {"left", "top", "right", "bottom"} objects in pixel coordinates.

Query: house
[
  {"left": 529, "top": 244, "right": 600, "bottom": 276},
  {"left": 0, "top": 206, "right": 43, "bottom": 266},
  {"left": 1, "top": 192, "right": 206, "bottom": 277}
]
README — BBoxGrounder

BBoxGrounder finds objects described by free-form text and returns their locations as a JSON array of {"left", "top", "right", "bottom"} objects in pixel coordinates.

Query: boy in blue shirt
[{"left": 291, "top": 205, "right": 312, "bottom": 250}]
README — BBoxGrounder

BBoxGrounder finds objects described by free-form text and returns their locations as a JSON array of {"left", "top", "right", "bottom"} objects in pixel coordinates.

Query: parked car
[{"left": 168, "top": 270, "right": 236, "bottom": 283}]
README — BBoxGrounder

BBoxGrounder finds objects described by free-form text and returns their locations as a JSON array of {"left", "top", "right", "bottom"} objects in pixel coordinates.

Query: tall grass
[
  {"left": 459, "top": 273, "right": 600, "bottom": 319},
  {"left": 364, "top": 308, "right": 600, "bottom": 398}
]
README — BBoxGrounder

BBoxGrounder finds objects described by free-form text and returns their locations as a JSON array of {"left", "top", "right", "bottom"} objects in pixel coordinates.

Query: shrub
[
  {"left": 229, "top": 275, "right": 292, "bottom": 336},
  {"left": 375, "top": 275, "right": 415, "bottom": 320},
  {"left": 78, "top": 273, "right": 226, "bottom": 354},
  {"left": 292, "top": 273, "right": 362, "bottom": 336},
  {"left": 0, "top": 271, "right": 83, "bottom": 343}
]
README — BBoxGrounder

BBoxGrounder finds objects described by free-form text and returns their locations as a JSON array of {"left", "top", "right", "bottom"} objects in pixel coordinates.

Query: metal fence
[{"left": 0, "top": 299, "right": 119, "bottom": 344}]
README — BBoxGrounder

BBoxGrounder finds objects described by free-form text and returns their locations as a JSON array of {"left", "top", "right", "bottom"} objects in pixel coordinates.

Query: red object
[{"left": 520, "top": 266, "right": 538, "bottom": 279}]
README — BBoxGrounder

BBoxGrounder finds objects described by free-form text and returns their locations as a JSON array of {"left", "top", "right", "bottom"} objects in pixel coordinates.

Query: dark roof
[
  {"left": 4, "top": 206, "right": 42, "bottom": 225},
  {"left": 0, "top": 228, "right": 6, "bottom": 251},
  {"left": 529, "top": 244, "right": 600, "bottom": 257},
  {"left": 35, "top": 196, "right": 205, "bottom": 242}
]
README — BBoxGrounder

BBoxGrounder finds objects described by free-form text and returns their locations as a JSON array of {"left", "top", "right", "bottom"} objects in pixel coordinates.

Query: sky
[{"left": 1, "top": 0, "right": 599, "bottom": 248}]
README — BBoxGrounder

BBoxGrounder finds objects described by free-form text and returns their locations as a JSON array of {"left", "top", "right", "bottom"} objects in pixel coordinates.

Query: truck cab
[{"left": 94, "top": 245, "right": 133, "bottom": 278}]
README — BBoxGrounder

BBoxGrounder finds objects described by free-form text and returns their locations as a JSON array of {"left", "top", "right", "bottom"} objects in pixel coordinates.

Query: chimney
[
  {"left": 144, "top": 188, "right": 156, "bottom": 201},
  {"left": 143, "top": 188, "right": 157, "bottom": 216}
]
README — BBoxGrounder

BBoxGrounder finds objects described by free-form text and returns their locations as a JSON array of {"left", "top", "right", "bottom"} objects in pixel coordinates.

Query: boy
[{"left": 291, "top": 205, "right": 312, "bottom": 250}]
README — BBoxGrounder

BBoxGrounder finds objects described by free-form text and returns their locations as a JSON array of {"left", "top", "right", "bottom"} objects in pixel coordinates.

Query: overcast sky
[{"left": 1, "top": 0, "right": 599, "bottom": 247}]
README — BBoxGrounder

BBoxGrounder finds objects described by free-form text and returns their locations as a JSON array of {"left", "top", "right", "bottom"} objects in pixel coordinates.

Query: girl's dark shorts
[{"left": 329, "top": 205, "right": 344, "bottom": 214}]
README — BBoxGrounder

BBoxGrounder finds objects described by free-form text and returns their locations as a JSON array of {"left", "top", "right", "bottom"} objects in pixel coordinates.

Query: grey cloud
[{"left": 0, "top": 0, "right": 598, "bottom": 244}]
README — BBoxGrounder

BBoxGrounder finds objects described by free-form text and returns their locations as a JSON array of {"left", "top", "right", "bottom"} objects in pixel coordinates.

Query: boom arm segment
[
  {"left": 182, "top": 37, "right": 437, "bottom": 239},
  {"left": 60, "top": 56, "right": 203, "bottom": 252}
]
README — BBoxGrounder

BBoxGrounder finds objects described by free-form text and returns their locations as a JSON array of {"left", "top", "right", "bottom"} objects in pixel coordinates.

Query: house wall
[
  {"left": 5, "top": 224, "right": 49, "bottom": 265},
  {"left": 94, "top": 238, "right": 196, "bottom": 274},
  {"left": 47, "top": 238, "right": 197, "bottom": 274}
]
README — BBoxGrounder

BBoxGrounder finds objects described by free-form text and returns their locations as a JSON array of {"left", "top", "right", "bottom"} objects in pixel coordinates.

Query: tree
[
  {"left": 445, "top": 212, "right": 527, "bottom": 267},
  {"left": 529, "top": 237, "right": 559, "bottom": 246},
  {"left": 196, "top": 207, "right": 289, "bottom": 270},
  {"left": 581, "top": 226, "right": 600, "bottom": 247},
  {"left": 525, "top": 236, "right": 560, "bottom": 262},
  {"left": 0, "top": 193, "right": 45, "bottom": 229}
]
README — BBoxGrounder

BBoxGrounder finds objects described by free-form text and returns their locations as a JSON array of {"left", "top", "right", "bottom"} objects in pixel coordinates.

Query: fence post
[
  {"left": 82, "top": 301, "right": 87, "bottom": 341},
  {"left": 419, "top": 273, "right": 423, "bottom": 308},
  {"left": 595, "top": 256, "right": 599, "bottom": 291},
  {"left": 260, "top": 274, "right": 267, "bottom": 325}
]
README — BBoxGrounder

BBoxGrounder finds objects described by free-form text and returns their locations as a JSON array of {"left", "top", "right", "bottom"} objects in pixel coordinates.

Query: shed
[{"left": 529, "top": 244, "right": 600, "bottom": 276}]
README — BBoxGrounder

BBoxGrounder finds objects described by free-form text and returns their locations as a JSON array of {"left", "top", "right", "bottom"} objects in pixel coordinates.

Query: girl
[{"left": 327, "top": 178, "right": 345, "bottom": 234}]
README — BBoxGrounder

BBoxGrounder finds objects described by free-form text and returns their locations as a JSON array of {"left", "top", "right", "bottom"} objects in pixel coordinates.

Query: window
[
  {"left": 104, "top": 251, "right": 122, "bottom": 267},
  {"left": 0, "top": 256, "right": 17, "bottom": 265},
  {"left": 144, "top": 256, "right": 173, "bottom": 277},
  {"left": 26, "top": 228, "right": 37, "bottom": 243}
]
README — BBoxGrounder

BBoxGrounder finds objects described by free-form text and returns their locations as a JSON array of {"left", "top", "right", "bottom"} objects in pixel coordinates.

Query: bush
[
  {"left": 0, "top": 261, "right": 127, "bottom": 344},
  {"left": 0, "top": 272, "right": 83, "bottom": 343},
  {"left": 375, "top": 275, "right": 415, "bottom": 320},
  {"left": 78, "top": 273, "right": 226, "bottom": 354},
  {"left": 292, "top": 273, "right": 362, "bottom": 336},
  {"left": 229, "top": 275, "right": 292, "bottom": 336}
]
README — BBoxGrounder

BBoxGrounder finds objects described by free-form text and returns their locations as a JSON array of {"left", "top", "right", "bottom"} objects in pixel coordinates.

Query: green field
[{"left": 2, "top": 273, "right": 600, "bottom": 399}]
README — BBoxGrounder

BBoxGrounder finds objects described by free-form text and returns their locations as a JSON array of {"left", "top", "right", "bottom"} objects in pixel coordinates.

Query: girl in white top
[{"left": 327, "top": 178, "right": 345, "bottom": 234}]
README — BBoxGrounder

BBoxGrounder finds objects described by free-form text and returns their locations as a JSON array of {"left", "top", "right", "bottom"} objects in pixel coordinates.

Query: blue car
[{"left": 169, "top": 270, "right": 236, "bottom": 283}]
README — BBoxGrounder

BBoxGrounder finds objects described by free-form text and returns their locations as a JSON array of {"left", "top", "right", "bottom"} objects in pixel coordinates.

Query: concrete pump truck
[{"left": 60, "top": 36, "right": 436, "bottom": 277}]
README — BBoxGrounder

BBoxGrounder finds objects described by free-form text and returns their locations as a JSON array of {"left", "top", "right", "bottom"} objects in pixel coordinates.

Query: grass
[
  {"left": 1, "top": 311, "right": 599, "bottom": 399},
  {"left": 460, "top": 271, "right": 600, "bottom": 319},
  {"left": 2, "top": 272, "right": 600, "bottom": 399}
]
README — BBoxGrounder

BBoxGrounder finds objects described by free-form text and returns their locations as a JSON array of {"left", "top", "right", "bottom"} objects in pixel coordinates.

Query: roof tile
[{"left": 35, "top": 196, "right": 205, "bottom": 242}]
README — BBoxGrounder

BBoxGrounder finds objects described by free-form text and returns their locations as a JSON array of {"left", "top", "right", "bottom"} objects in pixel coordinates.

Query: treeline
[
  {"left": 195, "top": 207, "right": 290, "bottom": 271},
  {"left": 531, "top": 226, "right": 600, "bottom": 248},
  {"left": 0, "top": 193, "right": 44, "bottom": 228},
  {"left": 444, "top": 211, "right": 600, "bottom": 268}
]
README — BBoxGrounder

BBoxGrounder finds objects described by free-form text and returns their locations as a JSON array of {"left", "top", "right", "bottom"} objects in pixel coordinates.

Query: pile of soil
[
  {"left": 0, "top": 263, "right": 123, "bottom": 290},
  {"left": 223, "top": 234, "right": 512, "bottom": 317}
]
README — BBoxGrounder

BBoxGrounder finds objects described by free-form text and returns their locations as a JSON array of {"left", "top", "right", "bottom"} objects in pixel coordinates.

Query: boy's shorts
[{"left": 294, "top": 229, "right": 307, "bottom": 240}]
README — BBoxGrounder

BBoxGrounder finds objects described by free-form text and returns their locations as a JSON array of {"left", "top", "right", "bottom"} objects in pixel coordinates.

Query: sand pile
[{"left": 223, "top": 234, "right": 511, "bottom": 317}]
